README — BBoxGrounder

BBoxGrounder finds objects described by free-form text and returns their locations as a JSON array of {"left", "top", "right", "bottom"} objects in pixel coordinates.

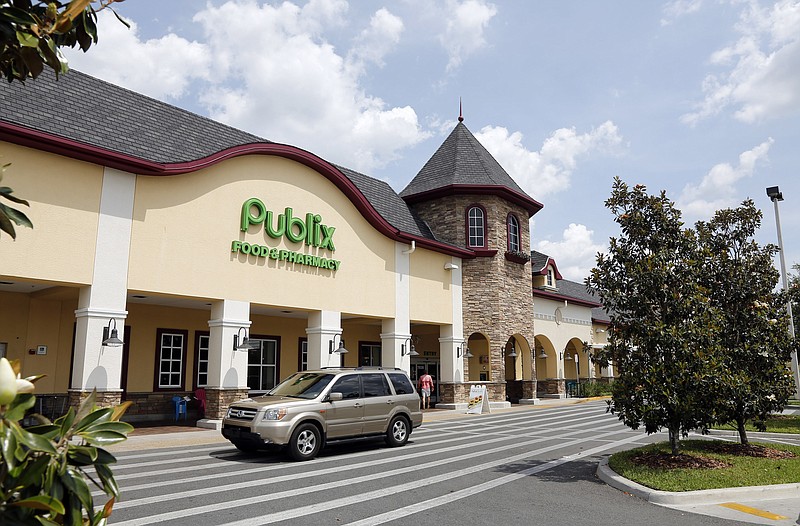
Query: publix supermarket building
[{"left": 0, "top": 71, "right": 611, "bottom": 425}]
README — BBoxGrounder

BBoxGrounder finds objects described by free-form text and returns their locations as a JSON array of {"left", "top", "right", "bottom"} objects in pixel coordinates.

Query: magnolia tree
[
  {"left": 0, "top": 357, "right": 132, "bottom": 524},
  {"left": 588, "top": 178, "right": 720, "bottom": 455},
  {"left": 0, "top": 0, "right": 128, "bottom": 239},
  {"left": 696, "top": 201, "right": 798, "bottom": 445}
]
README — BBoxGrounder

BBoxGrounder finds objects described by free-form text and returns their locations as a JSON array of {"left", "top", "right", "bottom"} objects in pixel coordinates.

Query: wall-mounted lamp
[
  {"left": 444, "top": 262, "right": 459, "bottom": 270},
  {"left": 503, "top": 345, "right": 517, "bottom": 360},
  {"left": 402, "top": 337, "right": 419, "bottom": 357},
  {"left": 102, "top": 318, "right": 124, "bottom": 347},
  {"left": 595, "top": 328, "right": 606, "bottom": 334},
  {"left": 234, "top": 327, "right": 259, "bottom": 351},
  {"left": 456, "top": 341, "right": 473, "bottom": 359},
  {"left": 329, "top": 334, "right": 348, "bottom": 355},
  {"left": 538, "top": 348, "right": 548, "bottom": 359}
]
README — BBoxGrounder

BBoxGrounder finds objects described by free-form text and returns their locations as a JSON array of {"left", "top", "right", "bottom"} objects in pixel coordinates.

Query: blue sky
[{"left": 64, "top": 0, "right": 800, "bottom": 282}]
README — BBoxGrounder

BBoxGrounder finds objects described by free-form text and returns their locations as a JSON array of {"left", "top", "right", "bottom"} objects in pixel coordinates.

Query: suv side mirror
[{"left": 328, "top": 392, "right": 343, "bottom": 402}]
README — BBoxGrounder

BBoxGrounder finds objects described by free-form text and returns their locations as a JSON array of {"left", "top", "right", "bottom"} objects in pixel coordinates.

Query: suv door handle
[{"left": 386, "top": 400, "right": 394, "bottom": 404}]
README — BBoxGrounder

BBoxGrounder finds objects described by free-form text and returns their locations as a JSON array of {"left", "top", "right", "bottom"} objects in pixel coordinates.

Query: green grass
[
  {"left": 714, "top": 414, "right": 800, "bottom": 434},
  {"left": 608, "top": 440, "right": 800, "bottom": 492}
]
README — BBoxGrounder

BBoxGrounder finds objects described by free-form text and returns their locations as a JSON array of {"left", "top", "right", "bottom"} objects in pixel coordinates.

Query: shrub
[{"left": 0, "top": 358, "right": 132, "bottom": 525}]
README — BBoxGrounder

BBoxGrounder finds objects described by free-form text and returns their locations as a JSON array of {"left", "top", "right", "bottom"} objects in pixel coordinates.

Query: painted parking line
[{"left": 719, "top": 502, "right": 789, "bottom": 520}]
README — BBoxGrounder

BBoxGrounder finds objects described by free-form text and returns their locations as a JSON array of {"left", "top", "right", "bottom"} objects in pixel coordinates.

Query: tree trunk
[
  {"left": 668, "top": 427, "right": 680, "bottom": 455},
  {"left": 737, "top": 417, "right": 749, "bottom": 446}
]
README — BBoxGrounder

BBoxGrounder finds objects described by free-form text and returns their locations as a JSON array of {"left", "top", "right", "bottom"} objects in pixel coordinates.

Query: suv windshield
[{"left": 267, "top": 372, "right": 335, "bottom": 399}]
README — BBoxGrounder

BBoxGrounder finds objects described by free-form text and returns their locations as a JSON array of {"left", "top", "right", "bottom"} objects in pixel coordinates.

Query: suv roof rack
[{"left": 354, "top": 366, "right": 402, "bottom": 371}]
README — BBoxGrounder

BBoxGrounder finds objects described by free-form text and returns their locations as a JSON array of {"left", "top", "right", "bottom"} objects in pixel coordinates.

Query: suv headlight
[{"left": 263, "top": 408, "right": 288, "bottom": 421}]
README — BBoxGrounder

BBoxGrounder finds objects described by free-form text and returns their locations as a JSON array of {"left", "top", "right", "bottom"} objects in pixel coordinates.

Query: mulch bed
[{"left": 631, "top": 442, "right": 795, "bottom": 470}]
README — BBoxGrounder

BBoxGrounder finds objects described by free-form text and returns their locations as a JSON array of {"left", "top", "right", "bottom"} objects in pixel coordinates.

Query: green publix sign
[{"left": 231, "top": 198, "right": 341, "bottom": 271}]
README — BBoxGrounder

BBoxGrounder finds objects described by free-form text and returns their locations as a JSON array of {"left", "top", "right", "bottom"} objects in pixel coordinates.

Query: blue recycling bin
[{"left": 172, "top": 396, "right": 188, "bottom": 421}]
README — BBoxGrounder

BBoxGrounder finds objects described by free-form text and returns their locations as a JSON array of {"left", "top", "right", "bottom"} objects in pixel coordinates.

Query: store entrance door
[{"left": 411, "top": 360, "right": 440, "bottom": 407}]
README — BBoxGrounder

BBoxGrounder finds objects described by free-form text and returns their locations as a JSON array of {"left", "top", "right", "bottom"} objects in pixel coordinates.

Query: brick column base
[
  {"left": 68, "top": 389, "right": 123, "bottom": 412},
  {"left": 204, "top": 387, "right": 250, "bottom": 419},
  {"left": 536, "top": 379, "right": 566, "bottom": 398},
  {"left": 438, "top": 382, "right": 509, "bottom": 408}
]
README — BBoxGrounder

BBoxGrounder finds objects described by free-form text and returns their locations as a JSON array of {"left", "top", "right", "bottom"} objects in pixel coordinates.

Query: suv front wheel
[
  {"left": 288, "top": 422, "right": 322, "bottom": 461},
  {"left": 385, "top": 415, "right": 410, "bottom": 447}
]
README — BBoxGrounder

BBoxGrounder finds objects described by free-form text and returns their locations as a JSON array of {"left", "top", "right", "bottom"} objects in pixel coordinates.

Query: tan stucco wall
[
  {"left": 128, "top": 156, "right": 397, "bottom": 318},
  {"left": 409, "top": 249, "right": 453, "bottom": 324},
  {"left": 0, "top": 290, "right": 78, "bottom": 393},
  {"left": 0, "top": 142, "right": 100, "bottom": 284}
]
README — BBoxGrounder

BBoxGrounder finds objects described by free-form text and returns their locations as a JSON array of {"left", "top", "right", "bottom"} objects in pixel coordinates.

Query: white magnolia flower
[{"left": 0, "top": 357, "right": 35, "bottom": 405}]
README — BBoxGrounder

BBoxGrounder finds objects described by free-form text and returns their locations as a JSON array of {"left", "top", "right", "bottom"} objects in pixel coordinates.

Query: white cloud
[
  {"left": 682, "top": 0, "right": 800, "bottom": 125},
  {"left": 63, "top": 1, "right": 428, "bottom": 173},
  {"left": 677, "top": 138, "right": 773, "bottom": 218},
  {"left": 347, "top": 8, "right": 404, "bottom": 72},
  {"left": 438, "top": 0, "right": 497, "bottom": 72},
  {"left": 474, "top": 121, "right": 623, "bottom": 199},
  {"left": 62, "top": 10, "right": 211, "bottom": 100},
  {"left": 661, "top": 0, "right": 704, "bottom": 26},
  {"left": 536, "top": 223, "right": 606, "bottom": 282}
]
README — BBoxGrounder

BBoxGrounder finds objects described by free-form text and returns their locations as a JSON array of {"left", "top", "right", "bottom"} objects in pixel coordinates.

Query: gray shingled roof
[
  {"left": 0, "top": 69, "right": 265, "bottom": 163},
  {"left": 400, "top": 121, "right": 528, "bottom": 198},
  {"left": 552, "top": 279, "right": 600, "bottom": 305},
  {"left": 530, "top": 250, "right": 549, "bottom": 274},
  {"left": 0, "top": 69, "right": 446, "bottom": 244},
  {"left": 334, "top": 164, "right": 435, "bottom": 239}
]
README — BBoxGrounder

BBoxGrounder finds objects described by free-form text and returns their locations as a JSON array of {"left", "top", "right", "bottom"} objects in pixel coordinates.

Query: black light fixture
[
  {"left": 538, "top": 348, "right": 548, "bottom": 359},
  {"left": 234, "top": 327, "right": 259, "bottom": 351},
  {"left": 456, "top": 341, "right": 473, "bottom": 359},
  {"left": 102, "top": 318, "right": 123, "bottom": 347},
  {"left": 402, "top": 337, "right": 419, "bottom": 357},
  {"left": 329, "top": 334, "right": 348, "bottom": 354}
]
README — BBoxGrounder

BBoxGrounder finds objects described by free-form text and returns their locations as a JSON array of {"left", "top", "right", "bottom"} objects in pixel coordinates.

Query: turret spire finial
[{"left": 458, "top": 98, "right": 464, "bottom": 122}]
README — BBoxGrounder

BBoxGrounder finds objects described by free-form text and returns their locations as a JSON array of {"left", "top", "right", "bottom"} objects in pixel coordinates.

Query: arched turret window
[
  {"left": 507, "top": 214, "right": 520, "bottom": 252},
  {"left": 466, "top": 205, "right": 486, "bottom": 248}
]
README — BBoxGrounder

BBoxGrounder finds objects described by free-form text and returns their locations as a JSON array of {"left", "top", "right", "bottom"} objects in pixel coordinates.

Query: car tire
[
  {"left": 231, "top": 440, "right": 259, "bottom": 453},
  {"left": 288, "top": 423, "right": 321, "bottom": 461},
  {"left": 385, "top": 415, "right": 410, "bottom": 447}
]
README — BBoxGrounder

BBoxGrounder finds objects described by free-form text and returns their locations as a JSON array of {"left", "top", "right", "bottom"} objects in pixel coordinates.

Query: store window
[
  {"left": 156, "top": 329, "right": 187, "bottom": 389},
  {"left": 299, "top": 338, "right": 308, "bottom": 371},
  {"left": 247, "top": 336, "right": 280, "bottom": 392},
  {"left": 195, "top": 333, "right": 209, "bottom": 388},
  {"left": 467, "top": 206, "right": 486, "bottom": 248},
  {"left": 507, "top": 213, "right": 520, "bottom": 252},
  {"left": 359, "top": 342, "right": 382, "bottom": 367}
]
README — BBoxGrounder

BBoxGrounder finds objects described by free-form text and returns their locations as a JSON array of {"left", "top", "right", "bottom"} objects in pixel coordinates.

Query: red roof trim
[
  {"left": 532, "top": 288, "right": 601, "bottom": 308},
  {"left": 0, "top": 121, "right": 475, "bottom": 259},
  {"left": 403, "top": 184, "right": 543, "bottom": 216},
  {"left": 532, "top": 257, "right": 563, "bottom": 280}
]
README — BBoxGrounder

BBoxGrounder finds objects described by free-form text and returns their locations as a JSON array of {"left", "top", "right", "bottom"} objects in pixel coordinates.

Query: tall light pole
[{"left": 766, "top": 185, "right": 800, "bottom": 399}]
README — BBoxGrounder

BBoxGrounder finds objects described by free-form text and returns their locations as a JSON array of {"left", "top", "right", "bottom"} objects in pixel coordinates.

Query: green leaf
[
  {"left": 0, "top": 186, "right": 31, "bottom": 206},
  {"left": 74, "top": 406, "right": 112, "bottom": 432},
  {"left": 10, "top": 494, "right": 66, "bottom": 514},
  {"left": 62, "top": 466, "right": 94, "bottom": 515},
  {"left": 0, "top": 421, "right": 19, "bottom": 469},
  {"left": 5, "top": 392, "right": 37, "bottom": 420},
  {"left": 0, "top": 201, "right": 33, "bottom": 228},
  {"left": 15, "top": 29, "right": 39, "bottom": 48},
  {"left": 11, "top": 422, "right": 58, "bottom": 454},
  {"left": 76, "top": 429, "right": 128, "bottom": 446}
]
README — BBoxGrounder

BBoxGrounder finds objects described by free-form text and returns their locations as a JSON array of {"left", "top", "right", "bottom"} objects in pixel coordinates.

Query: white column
[
  {"left": 207, "top": 300, "right": 250, "bottom": 389},
  {"left": 306, "top": 310, "right": 342, "bottom": 369},
  {"left": 71, "top": 168, "right": 135, "bottom": 392},
  {"left": 440, "top": 256, "right": 464, "bottom": 383},
  {"left": 379, "top": 242, "right": 412, "bottom": 371},
  {"left": 380, "top": 319, "right": 410, "bottom": 371}
]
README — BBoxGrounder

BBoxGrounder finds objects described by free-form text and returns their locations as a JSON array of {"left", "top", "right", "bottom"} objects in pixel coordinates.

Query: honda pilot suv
[{"left": 221, "top": 367, "right": 423, "bottom": 460}]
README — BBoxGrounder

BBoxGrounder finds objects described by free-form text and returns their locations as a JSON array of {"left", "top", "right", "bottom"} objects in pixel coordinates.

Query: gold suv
[{"left": 221, "top": 367, "right": 423, "bottom": 460}]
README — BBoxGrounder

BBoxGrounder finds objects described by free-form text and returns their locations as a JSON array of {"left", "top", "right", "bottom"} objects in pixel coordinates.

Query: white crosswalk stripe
[{"left": 104, "top": 401, "right": 649, "bottom": 526}]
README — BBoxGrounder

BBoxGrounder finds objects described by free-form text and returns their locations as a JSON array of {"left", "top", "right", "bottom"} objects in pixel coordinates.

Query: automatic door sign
[{"left": 466, "top": 384, "right": 490, "bottom": 414}]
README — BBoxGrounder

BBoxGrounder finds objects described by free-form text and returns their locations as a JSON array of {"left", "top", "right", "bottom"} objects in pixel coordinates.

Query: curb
[{"left": 596, "top": 457, "right": 800, "bottom": 505}]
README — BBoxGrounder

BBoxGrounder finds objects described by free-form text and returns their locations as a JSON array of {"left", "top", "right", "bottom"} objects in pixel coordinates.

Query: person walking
[{"left": 418, "top": 372, "right": 434, "bottom": 410}]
